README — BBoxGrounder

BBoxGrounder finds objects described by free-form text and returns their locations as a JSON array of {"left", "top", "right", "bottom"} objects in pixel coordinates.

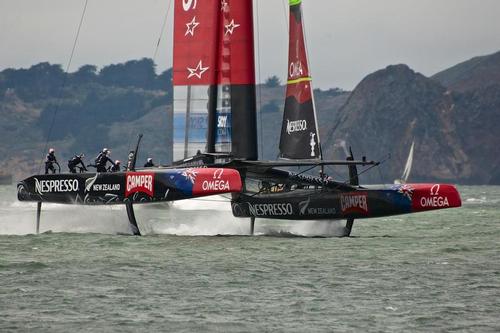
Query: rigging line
[
  {"left": 247, "top": 164, "right": 324, "bottom": 198},
  {"left": 255, "top": 0, "right": 264, "bottom": 159},
  {"left": 38, "top": 0, "right": 90, "bottom": 174},
  {"left": 324, "top": 164, "right": 344, "bottom": 180},
  {"left": 376, "top": 153, "right": 391, "bottom": 189},
  {"left": 339, "top": 153, "right": 391, "bottom": 186},
  {"left": 377, "top": 165, "right": 386, "bottom": 189},
  {"left": 152, "top": 0, "right": 172, "bottom": 63},
  {"left": 281, "top": 0, "right": 289, "bottom": 31}
]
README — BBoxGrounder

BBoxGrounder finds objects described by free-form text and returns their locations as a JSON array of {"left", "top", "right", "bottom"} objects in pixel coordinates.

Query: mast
[{"left": 279, "top": 0, "right": 321, "bottom": 160}]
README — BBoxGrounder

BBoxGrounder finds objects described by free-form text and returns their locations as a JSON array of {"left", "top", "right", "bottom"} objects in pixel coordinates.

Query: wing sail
[
  {"left": 279, "top": 0, "right": 321, "bottom": 160},
  {"left": 173, "top": 0, "right": 257, "bottom": 161}
]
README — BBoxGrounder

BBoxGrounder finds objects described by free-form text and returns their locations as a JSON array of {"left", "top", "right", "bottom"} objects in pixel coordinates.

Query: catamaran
[{"left": 17, "top": 0, "right": 461, "bottom": 236}]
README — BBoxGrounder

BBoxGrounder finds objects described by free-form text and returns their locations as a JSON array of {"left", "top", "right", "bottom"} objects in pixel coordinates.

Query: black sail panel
[{"left": 280, "top": 97, "right": 320, "bottom": 159}]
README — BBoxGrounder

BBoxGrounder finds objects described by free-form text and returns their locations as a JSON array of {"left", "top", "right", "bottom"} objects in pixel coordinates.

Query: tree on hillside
[
  {"left": 1, "top": 62, "right": 65, "bottom": 101},
  {"left": 156, "top": 68, "right": 172, "bottom": 91},
  {"left": 99, "top": 58, "right": 157, "bottom": 89},
  {"left": 71, "top": 65, "right": 97, "bottom": 85},
  {"left": 265, "top": 75, "right": 281, "bottom": 87}
]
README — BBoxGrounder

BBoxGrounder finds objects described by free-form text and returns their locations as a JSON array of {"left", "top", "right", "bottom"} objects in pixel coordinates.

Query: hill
[
  {"left": 432, "top": 50, "right": 500, "bottom": 92},
  {"left": 323, "top": 52, "right": 500, "bottom": 184},
  {"left": 1, "top": 51, "right": 499, "bottom": 184},
  {"left": 0, "top": 59, "right": 173, "bottom": 178}
]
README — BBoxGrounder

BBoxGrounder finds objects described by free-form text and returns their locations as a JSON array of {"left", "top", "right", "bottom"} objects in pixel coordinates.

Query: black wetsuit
[
  {"left": 95, "top": 152, "right": 115, "bottom": 173},
  {"left": 110, "top": 164, "right": 121, "bottom": 172},
  {"left": 45, "top": 153, "right": 58, "bottom": 174},
  {"left": 144, "top": 161, "right": 154, "bottom": 168},
  {"left": 68, "top": 156, "right": 87, "bottom": 173}
]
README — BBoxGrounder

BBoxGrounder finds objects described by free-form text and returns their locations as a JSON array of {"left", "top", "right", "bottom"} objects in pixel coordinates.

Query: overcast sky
[{"left": 1, "top": 0, "right": 499, "bottom": 89}]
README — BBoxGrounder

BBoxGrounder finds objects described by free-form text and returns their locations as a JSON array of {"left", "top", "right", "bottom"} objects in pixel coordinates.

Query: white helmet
[
  {"left": 103, "top": 148, "right": 109, "bottom": 153},
  {"left": 115, "top": 160, "right": 121, "bottom": 164},
  {"left": 147, "top": 158, "right": 153, "bottom": 162},
  {"left": 49, "top": 148, "right": 55, "bottom": 154}
]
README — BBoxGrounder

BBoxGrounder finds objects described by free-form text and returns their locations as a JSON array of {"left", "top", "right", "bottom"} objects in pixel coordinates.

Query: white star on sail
[
  {"left": 187, "top": 60, "right": 209, "bottom": 79},
  {"left": 221, "top": 0, "right": 228, "bottom": 12},
  {"left": 185, "top": 16, "right": 200, "bottom": 36},
  {"left": 225, "top": 19, "right": 240, "bottom": 35}
]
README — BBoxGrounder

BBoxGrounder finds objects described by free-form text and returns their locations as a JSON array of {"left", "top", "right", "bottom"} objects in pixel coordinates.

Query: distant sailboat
[{"left": 395, "top": 141, "right": 415, "bottom": 184}]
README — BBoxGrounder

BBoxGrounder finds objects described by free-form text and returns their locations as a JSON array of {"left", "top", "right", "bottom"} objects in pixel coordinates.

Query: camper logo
[
  {"left": 340, "top": 192, "right": 369, "bottom": 215},
  {"left": 125, "top": 172, "right": 154, "bottom": 197}
]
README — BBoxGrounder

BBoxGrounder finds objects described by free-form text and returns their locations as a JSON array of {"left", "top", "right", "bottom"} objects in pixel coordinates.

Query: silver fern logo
[{"left": 299, "top": 197, "right": 310, "bottom": 215}]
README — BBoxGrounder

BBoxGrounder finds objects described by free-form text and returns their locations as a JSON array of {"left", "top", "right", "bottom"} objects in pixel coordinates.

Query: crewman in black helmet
[
  {"left": 68, "top": 153, "right": 87, "bottom": 173},
  {"left": 94, "top": 148, "right": 115, "bottom": 173},
  {"left": 110, "top": 160, "right": 122, "bottom": 172},
  {"left": 45, "top": 148, "right": 60, "bottom": 174},
  {"left": 144, "top": 157, "right": 155, "bottom": 168}
]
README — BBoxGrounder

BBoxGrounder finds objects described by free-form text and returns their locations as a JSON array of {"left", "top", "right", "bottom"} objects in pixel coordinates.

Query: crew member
[
  {"left": 319, "top": 170, "right": 333, "bottom": 182},
  {"left": 95, "top": 148, "right": 115, "bottom": 173},
  {"left": 126, "top": 151, "right": 135, "bottom": 170},
  {"left": 68, "top": 153, "right": 87, "bottom": 173},
  {"left": 144, "top": 158, "right": 154, "bottom": 168},
  {"left": 45, "top": 148, "right": 60, "bottom": 174},
  {"left": 110, "top": 160, "right": 121, "bottom": 172}
]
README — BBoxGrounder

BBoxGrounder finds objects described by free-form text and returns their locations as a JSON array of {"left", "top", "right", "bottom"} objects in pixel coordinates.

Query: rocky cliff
[{"left": 322, "top": 52, "right": 500, "bottom": 184}]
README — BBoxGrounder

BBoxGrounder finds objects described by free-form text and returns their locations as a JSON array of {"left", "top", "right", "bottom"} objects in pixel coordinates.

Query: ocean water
[{"left": 0, "top": 185, "right": 499, "bottom": 332}]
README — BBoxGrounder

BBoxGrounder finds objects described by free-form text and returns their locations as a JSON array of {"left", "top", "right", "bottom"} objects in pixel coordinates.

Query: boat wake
[
  {"left": 0, "top": 202, "right": 131, "bottom": 235},
  {"left": 1, "top": 198, "right": 347, "bottom": 237}
]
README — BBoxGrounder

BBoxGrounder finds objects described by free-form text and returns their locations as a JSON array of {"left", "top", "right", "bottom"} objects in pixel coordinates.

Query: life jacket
[
  {"left": 68, "top": 156, "right": 80, "bottom": 167},
  {"left": 95, "top": 152, "right": 105, "bottom": 165},
  {"left": 46, "top": 153, "right": 57, "bottom": 164}
]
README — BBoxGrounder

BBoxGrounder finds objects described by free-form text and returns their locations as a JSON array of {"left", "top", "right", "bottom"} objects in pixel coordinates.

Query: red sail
[
  {"left": 217, "top": 0, "right": 255, "bottom": 85},
  {"left": 279, "top": 1, "right": 321, "bottom": 160},
  {"left": 173, "top": 0, "right": 255, "bottom": 86},
  {"left": 173, "top": 0, "right": 219, "bottom": 86},
  {"left": 172, "top": 0, "right": 257, "bottom": 161}
]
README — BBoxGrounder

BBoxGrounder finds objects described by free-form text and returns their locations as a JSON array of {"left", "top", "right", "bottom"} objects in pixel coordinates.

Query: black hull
[
  {"left": 17, "top": 168, "right": 242, "bottom": 205},
  {"left": 232, "top": 183, "right": 461, "bottom": 220}
]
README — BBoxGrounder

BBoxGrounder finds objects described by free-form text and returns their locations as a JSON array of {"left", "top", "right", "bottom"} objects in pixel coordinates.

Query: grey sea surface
[{"left": 0, "top": 185, "right": 499, "bottom": 332}]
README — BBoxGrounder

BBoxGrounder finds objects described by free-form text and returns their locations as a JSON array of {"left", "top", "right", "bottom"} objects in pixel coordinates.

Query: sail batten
[{"left": 279, "top": 0, "right": 321, "bottom": 160}]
